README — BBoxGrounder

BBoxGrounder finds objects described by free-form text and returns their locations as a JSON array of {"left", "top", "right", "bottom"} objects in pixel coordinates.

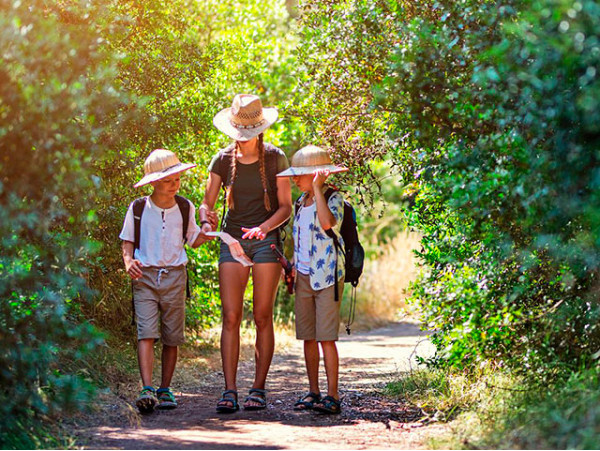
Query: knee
[
  {"left": 222, "top": 312, "right": 242, "bottom": 331},
  {"left": 253, "top": 312, "right": 273, "bottom": 330}
]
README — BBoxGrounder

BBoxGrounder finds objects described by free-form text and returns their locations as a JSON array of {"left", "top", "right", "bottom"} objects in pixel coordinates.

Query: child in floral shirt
[{"left": 277, "top": 145, "right": 347, "bottom": 414}]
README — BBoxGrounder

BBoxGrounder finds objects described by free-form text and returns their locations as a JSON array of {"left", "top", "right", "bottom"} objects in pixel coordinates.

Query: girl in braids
[{"left": 199, "top": 94, "right": 292, "bottom": 412}]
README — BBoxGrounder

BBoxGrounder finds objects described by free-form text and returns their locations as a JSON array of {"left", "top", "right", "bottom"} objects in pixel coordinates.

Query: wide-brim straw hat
[
  {"left": 277, "top": 145, "right": 348, "bottom": 177},
  {"left": 134, "top": 148, "right": 196, "bottom": 188},
  {"left": 213, "top": 94, "right": 278, "bottom": 142}
]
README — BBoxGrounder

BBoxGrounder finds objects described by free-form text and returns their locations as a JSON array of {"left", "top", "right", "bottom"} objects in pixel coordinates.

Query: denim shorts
[{"left": 219, "top": 231, "right": 282, "bottom": 265}]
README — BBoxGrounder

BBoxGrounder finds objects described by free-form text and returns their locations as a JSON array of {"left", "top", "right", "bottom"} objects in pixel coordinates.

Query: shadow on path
[{"left": 75, "top": 321, "right": 443, "bottom": 450}]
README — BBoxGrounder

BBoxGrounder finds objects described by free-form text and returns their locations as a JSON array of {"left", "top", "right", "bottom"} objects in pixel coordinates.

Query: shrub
[{"left": 0, "top": 0, "right": 136, "bottom": 445}]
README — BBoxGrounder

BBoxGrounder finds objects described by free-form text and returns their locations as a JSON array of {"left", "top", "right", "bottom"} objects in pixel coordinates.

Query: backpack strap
[
  {"left": 264, "top": 144, "right": 280, "bottom": 212},
  {"left": 323, "top": 188, "right": 344, "bottom": 303},
  {"left": 132, "top": 196, "right": 147, "bottom": 251},
  {"left": 174, "top": 195, "right": 191, "bottom": 299},
  {"left": 174, "top": 195, "right": 190, "bottom": 243}
]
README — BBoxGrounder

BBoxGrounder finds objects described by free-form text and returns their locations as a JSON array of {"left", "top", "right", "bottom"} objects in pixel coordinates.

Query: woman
[{"left": 199, "top": 94, "right": 292, "bottom": 412}]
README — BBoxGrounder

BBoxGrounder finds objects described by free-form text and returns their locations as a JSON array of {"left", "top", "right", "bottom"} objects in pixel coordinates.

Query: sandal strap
[
  {"left": 319, "top": 395, "right": 341, "bottom": 408},
  {"left": 244, "top": 395, "right": 266, "bottom": 405},
  {"left": 303, "top": 391, "right": 321, "bottom": 400},
  {"left": 218, "top": 390, "right": 238, "bottom": 405},
  {"left": 221, "top": 389, "right": 238, "bottom": 398},
  {"left": 248, "top": 388, "right": 267, "bottom": 397}
]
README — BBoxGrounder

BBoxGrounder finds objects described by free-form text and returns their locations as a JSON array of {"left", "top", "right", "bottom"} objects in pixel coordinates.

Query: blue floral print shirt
[{"left": 292, "top": 190, "right": 345, "bottom": 290}]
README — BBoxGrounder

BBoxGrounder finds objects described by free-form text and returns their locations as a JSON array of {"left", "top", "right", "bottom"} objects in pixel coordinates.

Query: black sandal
[
  {"left": 243, "top": 388, "right": 267, "bottom": 411},
  {"left": 293, "top": 391, "right": 321, "bottom": 411},
  {"left": 216, "top": 389, "right": 239, "bottom": 413},
  {"left": 313, "top": 395, "right": 341, "bottom": 414}
]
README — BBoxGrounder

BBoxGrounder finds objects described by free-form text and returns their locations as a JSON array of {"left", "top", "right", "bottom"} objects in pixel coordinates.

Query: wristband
[{"left": 200, "top": 220, "right": 210, "bottom": 225}]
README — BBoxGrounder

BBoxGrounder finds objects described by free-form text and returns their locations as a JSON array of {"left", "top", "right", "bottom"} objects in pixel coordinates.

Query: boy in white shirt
[{"left": 120, "top": 148, "right": 216, "bottom": 413}]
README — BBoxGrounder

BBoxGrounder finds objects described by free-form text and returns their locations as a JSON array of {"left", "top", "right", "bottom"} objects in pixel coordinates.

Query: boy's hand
[
  {"left": 241, "top": 226, "right": 267, "bottom": 240},
  {"left": 125, "top": 258, "right": 143, "bottom": 280},
  {"left": 200, "top": 209, "right": 218, "bottom": 235},
  {"left": 201, "top": 222, "right": 213, "bottom": 234},
  {"left": 312, "top": 169, "right": 330, "bottom": 190}
]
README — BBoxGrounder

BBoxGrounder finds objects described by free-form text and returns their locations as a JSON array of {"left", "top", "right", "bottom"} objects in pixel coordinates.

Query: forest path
[{"left": 75, "top": 321, "right": 447, "bottom": 450}]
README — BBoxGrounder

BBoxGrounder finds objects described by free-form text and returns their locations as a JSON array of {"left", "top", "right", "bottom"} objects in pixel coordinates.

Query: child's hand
[
  {"left": 125, "top": 258, "right": 143, "bottom": 280},
  {"left": 241, "top": 226, "right": 267, "bottom": 240},
  {"left": 312, "top": 169, "right": 330, "bottom": 190},
  {"left": 201, "top": 222, "right": 213, "bottom": 234}
]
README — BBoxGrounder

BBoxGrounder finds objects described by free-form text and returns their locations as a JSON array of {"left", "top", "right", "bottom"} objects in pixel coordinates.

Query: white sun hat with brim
[
  {"left": 133, "top": 148, "right": 196, "bottom": 188},
  {"left": 213, "top": 94, "right": 278, "bottom": 142},
  {"left": 276, "top": 145, "right": 348, "bottom": 177}
]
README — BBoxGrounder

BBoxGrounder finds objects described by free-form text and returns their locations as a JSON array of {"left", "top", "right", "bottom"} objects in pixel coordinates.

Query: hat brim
[
  {"left": 213, "top": 107, "right": 278, "bottom": 141},
  {"left": 276, "top": 165, "right": 348, "bottom": 177},
  {"left": 134, "top": 163, "right": 196, "bottom": 188}
]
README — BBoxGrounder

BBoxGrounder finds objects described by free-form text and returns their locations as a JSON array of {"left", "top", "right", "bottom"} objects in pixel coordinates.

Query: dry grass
[{"left": 343, "top": 230, "right": 422, "bottom": 330}]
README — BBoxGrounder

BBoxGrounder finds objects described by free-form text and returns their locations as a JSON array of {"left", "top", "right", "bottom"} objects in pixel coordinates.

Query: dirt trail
[{"left": 75, "top": 321, "right": 447, "bottom": 450}]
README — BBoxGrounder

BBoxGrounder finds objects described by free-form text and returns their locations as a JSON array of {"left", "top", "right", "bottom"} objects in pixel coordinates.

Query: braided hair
[
  {"left": 257, "top": 133, "right": 272, "bottom": 211},
  {"left": 226, "top": 133, "right": 271, "bottom": 211}
]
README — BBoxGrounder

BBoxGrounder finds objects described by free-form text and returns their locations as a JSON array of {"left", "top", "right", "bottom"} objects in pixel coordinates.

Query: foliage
[
  {"left": 0, "top": 0, "right": 136, "bottom": 445},
  {"left": 397, "top": 367, "right": 600, "bottom": 450},
  {"left": 296, "top": 0, "right": 600, "bottom": 377}
]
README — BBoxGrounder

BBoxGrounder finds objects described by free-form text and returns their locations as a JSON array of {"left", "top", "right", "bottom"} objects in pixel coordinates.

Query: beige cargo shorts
[
  {"left": 294, "top": 272, "right": 343, "bottom": 342},
  {"left": 133, "top": 265, "right": 186, "bottom": 346}
]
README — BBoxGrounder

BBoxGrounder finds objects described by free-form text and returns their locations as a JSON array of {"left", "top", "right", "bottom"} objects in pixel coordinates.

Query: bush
[
  {"left": 0, "top": 0, "right": 136, "bottom": 445},
  {"left": 296, "top": 0, "right": 600, "bottom": 377}
]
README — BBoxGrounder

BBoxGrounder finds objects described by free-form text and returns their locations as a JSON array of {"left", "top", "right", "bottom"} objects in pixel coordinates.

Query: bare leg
[
  {"left": 320, "top": 341, "right": 339, "bottom": 399},
  {"left": 245, "top": 262, "right": 280, "bottom": 407},
  {"left": 219, "top": 262, "right": 250, "bottom": 402},
  {"left": 304, "top": 339, "right": 320, "bottom": 394},
  {"left": 138, "top": 338, "right": 155, "bottom": 387},
  {"left": 160, "top": 345, "right": 178, "bottom": 388}
]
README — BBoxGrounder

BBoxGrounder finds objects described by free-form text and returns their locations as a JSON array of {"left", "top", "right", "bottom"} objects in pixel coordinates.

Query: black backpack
[
  {"left": 130, "top": 195, "right": 191, "bottom": 325},
  {"left": 295, "top": 187, "right": 365, "bottom": 333}
]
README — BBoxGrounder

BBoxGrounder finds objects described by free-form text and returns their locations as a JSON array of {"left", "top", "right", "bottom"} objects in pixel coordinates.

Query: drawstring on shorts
[{"left": 156, "top": 268, "right": 169, "bottom": 286}]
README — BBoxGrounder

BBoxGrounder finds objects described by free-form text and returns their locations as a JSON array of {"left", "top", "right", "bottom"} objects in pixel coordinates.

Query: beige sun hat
[
  {"left": 213, "top": 94, "right": 278, "bottom": 142},
  {"left": 276, "top": 145, "right": 348, "bottom": 177},
  {"left": 134, "top": 148, "right": 196, "bottom": 188}
]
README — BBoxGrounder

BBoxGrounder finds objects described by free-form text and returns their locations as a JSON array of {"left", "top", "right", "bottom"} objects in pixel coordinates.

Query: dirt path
[{"left": 75, "top": 321, "right": 447, "bottom": 449}]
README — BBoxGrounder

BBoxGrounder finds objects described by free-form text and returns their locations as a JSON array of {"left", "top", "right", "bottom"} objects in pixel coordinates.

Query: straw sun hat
[
  {"left": 134, "top": 148, "right": 196, "bottom": 188},
  {"left": 277, "top": 145, "right": 348, "bottom": 177},
  {"left": 213, "top": 94, "right": 278, "bottom": 142}
]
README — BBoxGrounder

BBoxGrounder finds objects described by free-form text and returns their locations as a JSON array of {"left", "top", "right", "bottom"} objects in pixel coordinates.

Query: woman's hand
[{"left": 241, "top": 226, "right": 267, "bottom": 240}]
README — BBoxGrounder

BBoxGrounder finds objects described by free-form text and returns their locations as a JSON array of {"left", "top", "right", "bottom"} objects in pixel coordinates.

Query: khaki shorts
[
  {"left": 133, "top": 265, "right": 186, "bottom": 346},
  {"left": 294, "top": 272, "right": 343, "bottom": 342}
]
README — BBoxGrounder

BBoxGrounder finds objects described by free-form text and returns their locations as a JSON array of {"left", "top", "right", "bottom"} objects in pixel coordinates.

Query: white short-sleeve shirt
[{"left": 119, "top": 196, "right": 201, "bottom": 267}]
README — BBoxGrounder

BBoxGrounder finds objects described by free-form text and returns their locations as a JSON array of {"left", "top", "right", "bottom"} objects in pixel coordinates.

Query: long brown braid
[
  {"left": 226, "top": 134, "right": 271, "bottom": 211},
  {"left": 257, "top": 133, "right": 272, "bottom": 211},
  {"left": 226, "top": 142, "right": 239, "bottom": 210}
]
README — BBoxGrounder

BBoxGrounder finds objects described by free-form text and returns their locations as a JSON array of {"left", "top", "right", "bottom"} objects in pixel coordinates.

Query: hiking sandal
[
  {"left": 243, "top": 388, "right": 267, "bottom": 411},
  {"left": 156, "top": 387, "right": 177, "bottom": 410},
  {"left": 313, "top": 395, "right": 341, "bottom": 414},
  {"left": 293, "top": 391, "right": 321, "bottom": 411},
  {"left": 216, "top": 390, "right": 239, "bottom": 413},
  {"left": 135, "top": 386, "right": 157, "bottom": 414}
]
